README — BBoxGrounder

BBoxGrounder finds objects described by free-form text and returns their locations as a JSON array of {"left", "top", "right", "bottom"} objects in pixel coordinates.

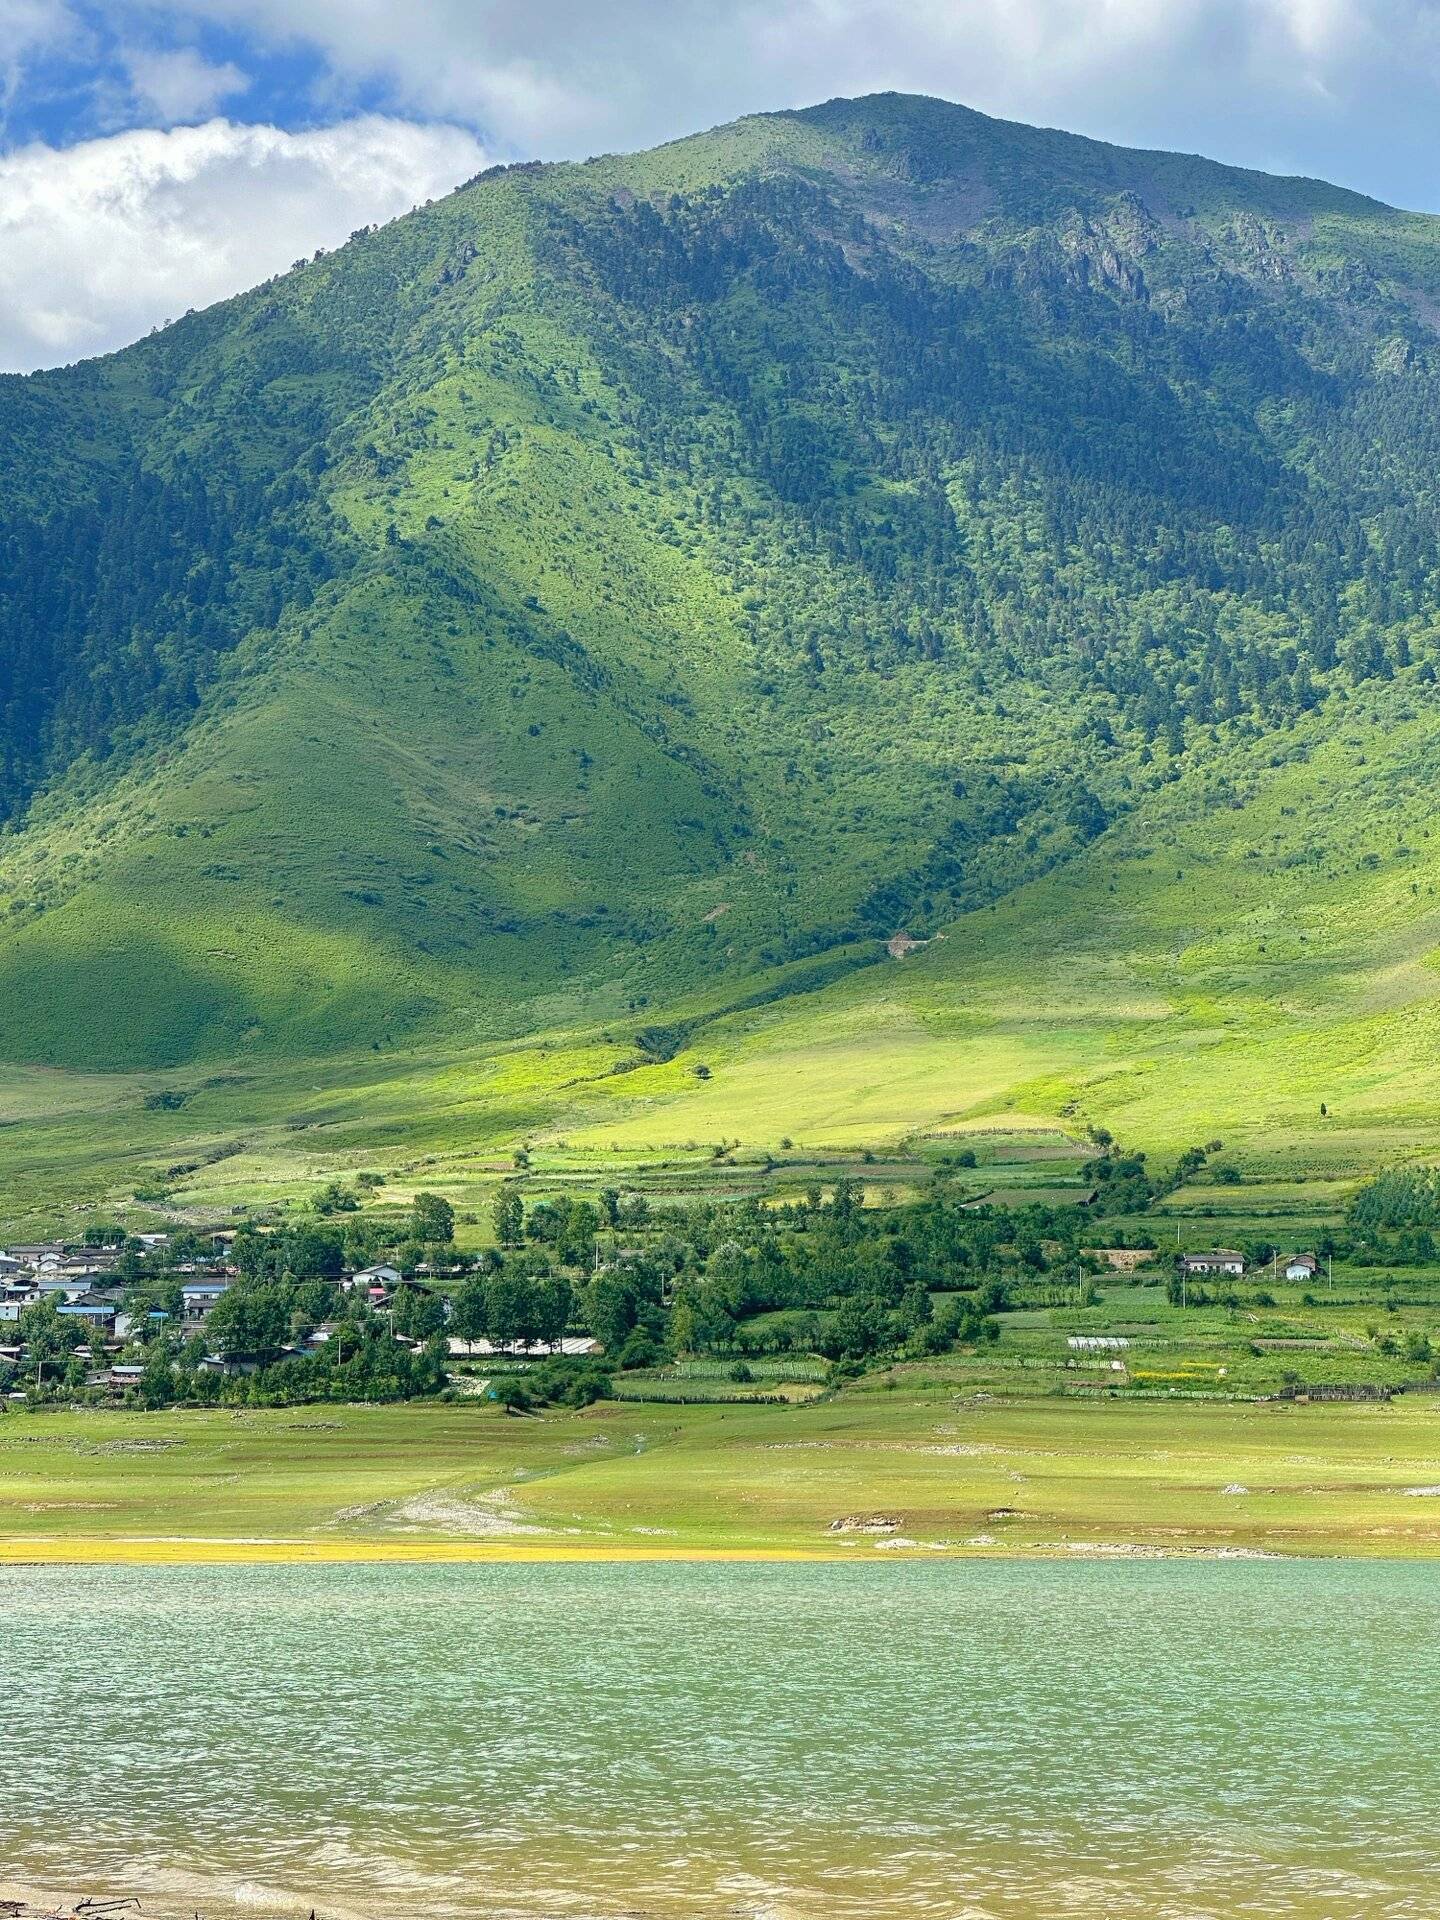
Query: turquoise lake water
[{"left": 4, "top": 1559, "right": 1439, "bottom": 1918}]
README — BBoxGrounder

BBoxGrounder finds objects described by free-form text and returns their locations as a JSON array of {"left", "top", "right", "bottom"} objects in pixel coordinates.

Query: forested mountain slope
[{"left": 4, "top": 91, "right": 1440, "bottom": 1174}]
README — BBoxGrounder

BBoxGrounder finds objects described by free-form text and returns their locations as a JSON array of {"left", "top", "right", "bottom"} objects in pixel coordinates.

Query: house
[
  {"left": 1284, "top": 1253, "right": 1320, "bottom": 1282},
  {"left": 0, "top": 1277, "right": 36, "bottom": 1319},
  {"left": 60, "top": 1264, "right": 108, "bottom": 1289},
  {"left": 198, "top": 1353, "right": 260, "bottom": 1377},
  {"left": 63, "top": 1249, "right": 121, "bottom": 1274},
  {"left": 180, "top": 1279, "right": 230, "bottom": 1322},
  {"left": 198, "top": 1347, "right": 299, "bottom": 1377},
  {"left": 7, "top": 1242, "right": 65, "bottom": 1270},
  {"left": 593, "top": 1246, "right": 648, "bottom": 1274},
  {"left": 56, "top": 1293, "right": 118, "bottom": 1328},
  {"left": 135, "top": 1233, "right": 170, "bottom": 1250},
  {"left": 105, "top": 1363, "right": 145, "bottom": 1393},
  {"left": 448, "top": 1335, "right": 603, "bottom": 1359},
  {"left": 347, "top": 1263, "right": 402, "bottom": 1292},
  {"left": 37, "top": 1273, "right": 91, "bottom": 1301},
  {"left": 1180, "top": 1249, "right": 1245, "bottom": 1277}
]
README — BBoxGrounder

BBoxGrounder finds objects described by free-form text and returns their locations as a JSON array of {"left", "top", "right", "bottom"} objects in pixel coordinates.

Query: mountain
[{"left": 6, "top": 92, "right": 1440, "bottom": 1210}]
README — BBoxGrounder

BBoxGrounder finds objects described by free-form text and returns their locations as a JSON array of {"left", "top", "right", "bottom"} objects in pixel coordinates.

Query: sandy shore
[{"left": 0, "top": 1880, "right": 374, "bottom": 1920}]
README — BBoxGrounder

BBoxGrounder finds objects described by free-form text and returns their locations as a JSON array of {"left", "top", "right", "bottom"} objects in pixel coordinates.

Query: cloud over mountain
[{"left": 0, "top": 113, "right": 485, "bottom": 369}]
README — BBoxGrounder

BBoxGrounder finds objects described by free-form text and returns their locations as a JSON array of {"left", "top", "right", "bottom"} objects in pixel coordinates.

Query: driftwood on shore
[{"left": 4, "top": 1903, "right": 140, "bottom": 1920}]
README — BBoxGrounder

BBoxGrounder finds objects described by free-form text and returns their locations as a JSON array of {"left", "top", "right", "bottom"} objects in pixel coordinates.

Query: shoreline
[{"left": 0, "top": 1533, "right": 1382, "bottom": 1565}]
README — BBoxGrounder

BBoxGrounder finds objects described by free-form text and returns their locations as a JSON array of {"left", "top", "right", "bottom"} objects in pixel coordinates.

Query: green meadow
[{"left": 8, "top": 1391, "right": 1440, "bottom": 1561}]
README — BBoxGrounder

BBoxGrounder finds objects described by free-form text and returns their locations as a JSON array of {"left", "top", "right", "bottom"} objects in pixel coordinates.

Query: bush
[
  {"left": 616, "top": 1328, "right": 664, "bottom": 1370},
  {"left": 526, "top": 1357, "right": 615, "bottom": 1407}
]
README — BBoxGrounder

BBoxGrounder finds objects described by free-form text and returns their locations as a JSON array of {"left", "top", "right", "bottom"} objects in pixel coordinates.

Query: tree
[
  {"left": 582, "top": 1272, "right": 646, "bottom": 1351},
  {"left": 534, "top": 1276, "right": 572, "bottom": 1349},
  {"left": 392, "top": 1285, "right": 446, "bottom": 1340},
  {"left": 485, "top": 1273, "right": 543, "bottom": 1349},
  {"left": 18, "top": 1298, "right": 82, "bottom": 1384},
  {"left": 704, "top": 1240, "right": 752, "bottom": 1315},
  {"left": 830, "top": 1178, "right": 860, "bottom": 1231},
  {"left": 450, "top": 1275, "right": 490, "bottom": 1344},
  {"left": 207, "top": 1283, "right": 290, "bottom": 1359},
  {"left": 896, "top": 1282, "right": 933, "bottom": 1339},
  {"left": 670, "top": 1283, "right": 735, "bottom": 1354},
  {"left": 492, "top": 1183, "right": 525, "bottom": 1247},
  {"left": 140, "top": 1340, "right": 177, "bottom": 1408},
  {"left": 411, "top": 1191, "right": 455, "bottom": 1245},
  {"left": 829, "top": 1293, "right": 891, "bottom": 1359}
]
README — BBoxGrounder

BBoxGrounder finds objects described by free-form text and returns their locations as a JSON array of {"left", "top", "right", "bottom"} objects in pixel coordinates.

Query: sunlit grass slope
[
  {"left": 566, "top": 671, "right": 1440, "bottom": 1161},
  {"left": 6, "top": 660, "right": 1440, "bottom": 1228}
]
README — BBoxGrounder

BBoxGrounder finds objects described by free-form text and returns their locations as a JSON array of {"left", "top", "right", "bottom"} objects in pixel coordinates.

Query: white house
[
  {"left": 347, "top": 1264, "right": 402, "bottom": 1291},
  {"left": 448, "top": 1335, "right": 603, "bottom": 1359},
  {"left": 1180, "top": 1249, "right": 1245, "bottom": 1277},
  {"left": 1284, "top": 1253, "right": 1320, "bottom": 1282}
]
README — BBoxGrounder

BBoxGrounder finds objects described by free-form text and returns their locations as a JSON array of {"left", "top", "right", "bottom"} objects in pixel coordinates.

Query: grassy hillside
[{"left": 6, "top": 91, "right": 1440, "bottom": 1216}]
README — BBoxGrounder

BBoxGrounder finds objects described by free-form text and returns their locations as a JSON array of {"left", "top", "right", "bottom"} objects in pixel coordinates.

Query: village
[
  {"left": 0, "top": 1206, "right": 1339, "bottom": 1408},
  {"left": 0, "top": 1226, "right": 608, "bottom": 1402}
]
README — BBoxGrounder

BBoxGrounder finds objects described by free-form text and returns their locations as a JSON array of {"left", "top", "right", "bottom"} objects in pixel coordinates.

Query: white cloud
[
  {"left": 0, "top": 0, "right": 77, "bottom": 107},
  {"left": 0, "top": 0, "right": 71, "bottom": 56},
  {"left": 123, "top": 45, "right": 249, "bottom": 120},
  {"left": 0, "top": 114, "right": 486, "bottom": 370}
]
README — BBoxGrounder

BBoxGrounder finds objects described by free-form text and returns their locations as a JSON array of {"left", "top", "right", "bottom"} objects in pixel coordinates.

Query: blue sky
[
  {"left": 6, "top": 13, "right": 335, "bottom": 147},
  {"left": 3, "top": 1, "right": 1440, "bottom": 371}
]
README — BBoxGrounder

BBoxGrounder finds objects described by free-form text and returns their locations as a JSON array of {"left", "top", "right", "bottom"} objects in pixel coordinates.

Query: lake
[{"left": 4, "top": 1559, "right": 1438, "bottom": 1918}]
